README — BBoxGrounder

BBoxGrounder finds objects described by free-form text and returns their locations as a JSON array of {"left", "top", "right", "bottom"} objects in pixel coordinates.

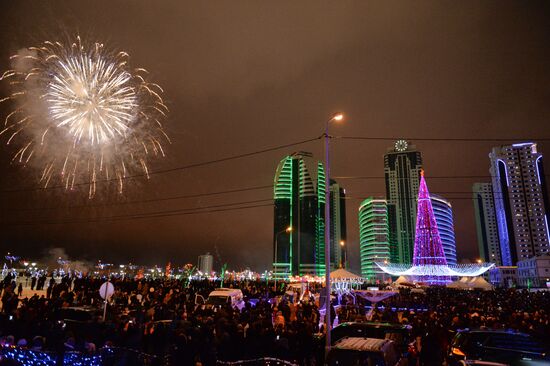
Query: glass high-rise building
[
  {"left": 329, "top": 179, "right": 347, "bottom": 269},
  {"left": 430, "top": 194, "right": 457, "bottom": 266},
  {"left": 198, "top": 253, "right": 214, "bottom": 275},
  {"left": 358, "top": 197, "right": 390, "bottom": 281},
  {"left": 273, "top": 152, "right": 326, "bottom": 277},
  {"left": 489, "top": 143, "right": 550, "bottom": 265},
  {"left": 473, "top": 182, "right": 502, "bottom": 265},
  {"left": 384, "top": 140, "right": 423, "bottom": 264}
]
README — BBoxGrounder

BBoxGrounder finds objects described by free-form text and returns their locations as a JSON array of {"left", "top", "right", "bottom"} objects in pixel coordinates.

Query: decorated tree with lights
[
  {"left": 410, "top": 172, "right": 450, "bottom": 284},
  {"left": 413, "top": 172, "right": 448, "bottom": 267}
]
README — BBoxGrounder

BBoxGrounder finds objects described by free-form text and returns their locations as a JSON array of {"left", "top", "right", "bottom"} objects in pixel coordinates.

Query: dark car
[
  {"left": 53, "top": 306, "right": 100, "bottom": 323},
  {"left": 448, "top": 329, "right": 550, "bottom": 366},
  {"left": 52, "top": 306, "right": 102, "bottom": 341}
]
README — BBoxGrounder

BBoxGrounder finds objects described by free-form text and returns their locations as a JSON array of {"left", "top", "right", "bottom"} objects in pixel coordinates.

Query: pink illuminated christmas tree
[
  {"left": 374, "top": 170, "right": 494, "bottom": 284},
  {"left": 412, "top": 171, "right": 448, "bottom": 268}
]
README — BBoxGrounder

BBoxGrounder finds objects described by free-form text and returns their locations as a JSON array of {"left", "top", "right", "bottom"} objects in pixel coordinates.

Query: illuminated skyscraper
[
  {"left": 329, "top": 180, "right": 347, "bottom": 269},
  {"left": 384, "top": 140, "right": 423, "bottom": 264},
  {"left": 273, "top": 152, "right": 326, "bottom": 277},
  {"left": 431, "top": 194, "right": 457, "bottom": 266},
  {"left": 359, "top": 197, "right": 390, "bottom": 281},
  {"left": 473, "top": 182, "right": 502, "bottom": 265},
  {"left": 198, "top": 253, "right": 213, "bottom": 275},
  {"left": 489, "top": 143, "right": 550, "bottom": 265}
]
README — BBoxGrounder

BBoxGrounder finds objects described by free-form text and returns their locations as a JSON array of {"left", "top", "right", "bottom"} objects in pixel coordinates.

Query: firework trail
[{"left": 0, "top": 36, "right": 169, "bottom": 197}]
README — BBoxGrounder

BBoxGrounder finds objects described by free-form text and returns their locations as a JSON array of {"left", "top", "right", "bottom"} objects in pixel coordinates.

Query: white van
[{"left": 195, "top": 288, "right": 245, "bottom": 310}]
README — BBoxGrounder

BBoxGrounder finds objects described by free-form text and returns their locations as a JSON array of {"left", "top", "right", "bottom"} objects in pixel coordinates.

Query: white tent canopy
[
  {"left": 331, "top": 268, "right": 362, "bottom": 280},
  {"left": 469, "top": 276, "right": 493, "bottom": 290},
  {"left": 394, "top": 276, "right": 409, "bottom": 284},
  {"left": 447, "top": 276, "right": 493, "bottom": 291},
  {"left": 330, "top": 269, "right": 363, "bottom": 296}
]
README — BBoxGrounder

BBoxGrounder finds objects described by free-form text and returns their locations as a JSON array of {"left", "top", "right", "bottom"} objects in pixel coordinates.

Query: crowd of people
[{"left": 0, "top": 272, "right": 549, "bottom": 365}]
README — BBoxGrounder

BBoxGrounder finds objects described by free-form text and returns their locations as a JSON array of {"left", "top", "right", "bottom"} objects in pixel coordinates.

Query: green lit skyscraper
[
  {"left": 359, "top": 197, "right": 390, "bottom": 281},
  {"left": 273, "top": 152, "right": 326, "bottom": 277}
]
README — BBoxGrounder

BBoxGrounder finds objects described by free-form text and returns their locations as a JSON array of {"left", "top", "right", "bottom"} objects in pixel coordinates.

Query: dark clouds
[{"left": 1, "top": 1, "right": 550, "bottom": 272}]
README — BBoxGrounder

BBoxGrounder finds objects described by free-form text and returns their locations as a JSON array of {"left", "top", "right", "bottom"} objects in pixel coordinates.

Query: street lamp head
[
  {"left": 332, "top": 113, "right": 344, "bottom": 122},
  {"left": 286, "top": 226, "right": 292, "bottom": 233},
  {"left": 339, "top": 240, "right": 345, "bottom": 246}
]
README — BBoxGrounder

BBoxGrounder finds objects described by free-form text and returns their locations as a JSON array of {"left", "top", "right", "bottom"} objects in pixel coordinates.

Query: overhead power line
[
  {"left": 0, "top": 136, "right": 321, "bottom": 194},
  {"left": 334, "top": 174, "right": 550, "bottom": 180},
  {"left": 336, "top": 136, "right": 550, "bottom": 142},
  {"left": 1, "top": 199, "right": 274, "bottom": 227},
  {"left": 10, "top": 184, "right": 272, "bottom": 212},
  {"left": 2, "top": 135, "right": 548, "bottom": 194}
]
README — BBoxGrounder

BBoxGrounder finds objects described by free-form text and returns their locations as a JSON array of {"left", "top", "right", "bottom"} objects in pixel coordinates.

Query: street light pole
[
  {"left": 274, "top": 226, "right": 292, "bottom": 291},
  {"left": 340, "top": 241, "right": 346, "bottom": 268},
  {"left": 324, "top": 113, "right": 343, "bottom": 357}
]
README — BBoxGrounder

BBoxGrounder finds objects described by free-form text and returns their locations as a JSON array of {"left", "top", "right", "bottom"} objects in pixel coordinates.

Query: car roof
[
  {"left": 214, "top": 288, "right": 242, "bottom": 292},
  {"left": 59, "top": 306, "right": 97, "bottom": 312},
  {"left": 210, "top": 289, "right": 242, "bottom": 297},
  {"left": 459, "top": 329, "right": 531, "bottom": 337},
  {"left": 334, "top": 337, "right": 392, "bottom": 352},
  {"left": 457, "top": 330, "right": 549, "bottom": 356}
]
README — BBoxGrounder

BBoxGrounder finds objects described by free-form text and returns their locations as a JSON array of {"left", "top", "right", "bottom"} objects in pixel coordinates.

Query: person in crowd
[{"left": 0, "top": 274, "right": 548, "bottom": 365}]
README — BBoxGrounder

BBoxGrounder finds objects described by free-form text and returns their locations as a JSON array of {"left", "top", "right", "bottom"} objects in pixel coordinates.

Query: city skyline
[
  {"left": 2, "top": 138, "right": 550, "bottom": 272},
  {"left": 1, "top": 2, "right": 550, "bottom": 272}
]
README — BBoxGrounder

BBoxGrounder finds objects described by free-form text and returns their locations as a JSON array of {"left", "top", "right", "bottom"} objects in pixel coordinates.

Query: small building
[
  {"left": 517, "top": 254, "right": 550, "bottom": 288},
  {"left": 198, "top": 253, "right": 213, "bottom": 275},
  {"left": 489, "top": 266, "right": 517, "bottom": 288}
]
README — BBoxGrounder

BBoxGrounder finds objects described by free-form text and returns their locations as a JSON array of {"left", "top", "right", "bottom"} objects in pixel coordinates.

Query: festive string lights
[{"left": 376, "top": 173, "right": 494, "bottom": 284}]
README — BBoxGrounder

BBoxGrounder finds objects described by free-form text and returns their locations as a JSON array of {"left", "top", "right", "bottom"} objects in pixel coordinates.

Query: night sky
[{"left": 1, "top": 1, "right": 550, "bottom": 272}]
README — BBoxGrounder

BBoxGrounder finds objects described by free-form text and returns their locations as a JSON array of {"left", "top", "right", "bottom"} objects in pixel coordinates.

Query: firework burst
[{"left": 0, "top": 36, "right": 169, "bottom": 197}]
